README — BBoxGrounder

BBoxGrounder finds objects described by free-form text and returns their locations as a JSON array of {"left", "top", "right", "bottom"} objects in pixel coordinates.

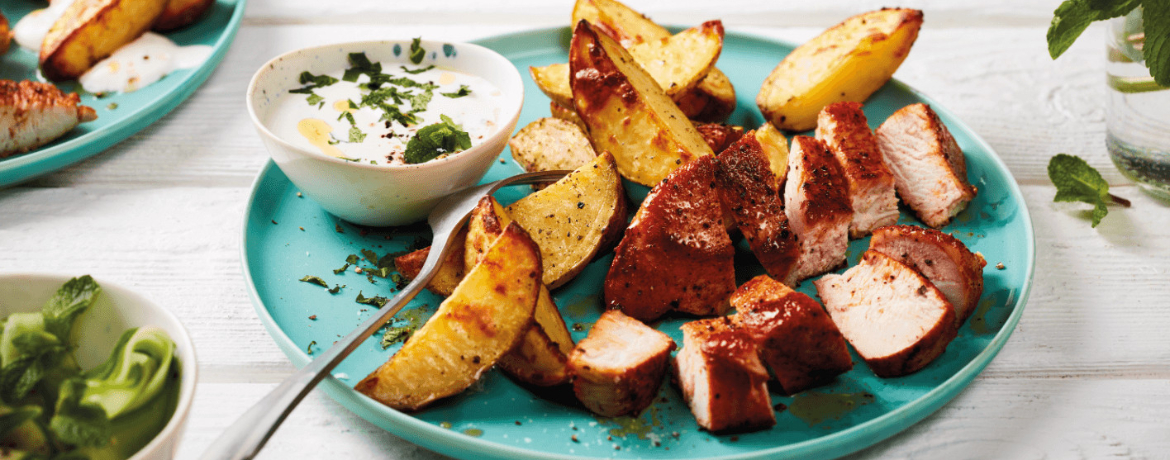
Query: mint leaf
[
  {"left": 348, "top": 126, "right": 366, "bottom": 143},
  {"left": 410, "top": 37, "right": 425, "bottom": 64},
  {"left": 1047, "top": 0, "right": 1139, "bottom": 59},
  {"left": 333, "top": 263, "right": 350, "bottom": 275},
  {"left": 401, "top": 65, "right": 435, "bottom": 74},
  {"left": 42, "top": 275, "right": 101, "bottom": 340},
  {"left": 441, "top": 85, "right": 472, "bottom": 98},
  {"left": 1048, "top": 153, "right": 1113, "bottom": 226},
  {"left": 0, "top": 405, "right": 41, "bottom": 439},
  {"left": 343, "top": 52, "right": 381, "bottom": 82},
  {"left": 298, "top": 71, "right": 337, "bottom": 88},
  {"left": 403, "top": 115, "right": 472, "bottom": 164},
  {"left": 50, "top": 378, "right": 111, "bottom": 447},
  {"left": 380, "top": 327, "right": 412, "bottom": 348},
  {"left": 355, "top": 292, "right": 389, "bottom": 308},
  {"left": 299, "top": 276, "right": 329, "bottom": 287},
  {"left": 306, "top": 93, "right": 324, "bottom": 106},
  {"left": 1144, "top": 0, "right": 1170, "bottom": 86}
]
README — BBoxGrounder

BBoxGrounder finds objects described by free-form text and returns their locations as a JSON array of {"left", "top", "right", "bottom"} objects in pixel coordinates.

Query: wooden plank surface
[{"left": 2, "top": 0, "right": 1169, "bottom": 458}]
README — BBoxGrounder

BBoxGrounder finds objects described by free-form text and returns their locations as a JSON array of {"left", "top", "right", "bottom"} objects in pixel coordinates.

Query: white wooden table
[{"left": 3, "top": 0, "right": 1169, "bottom": 458}]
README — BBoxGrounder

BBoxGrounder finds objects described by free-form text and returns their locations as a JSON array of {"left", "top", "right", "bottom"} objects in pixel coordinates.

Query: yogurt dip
[{"left": 265, "top": 52, "right": 506, "bottom": 165}]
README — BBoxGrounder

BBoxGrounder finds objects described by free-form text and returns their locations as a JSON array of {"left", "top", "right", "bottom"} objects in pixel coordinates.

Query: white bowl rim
[
  {"left": 245, "top": 39, "right": 524, "bottom": 172},
  {"left": 0, "top": 272, "right": 199, "bottom": 460}
]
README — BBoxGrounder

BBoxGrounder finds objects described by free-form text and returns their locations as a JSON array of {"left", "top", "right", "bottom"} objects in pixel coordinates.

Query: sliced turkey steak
[
  {"left": 876, "top": 103, "right": 976, "bottom": 228},
  {"left": 730, "top": 275, "right": 853, "bottom": 394},
  {"left": 784, "top": 136, "right": 853, "bottom": 286},
  {"left": 715, "top": 132, "right": 800, "bottom": 283},
  {"left": 675, "top": 317, "right": 775, "bottom": 433},
  {"left": 567, "top": 310, "right": 676, "bottom": 417},
  {"left": 815, "top": 101, "right": 899, "bottom": 238},
  {"left": 814, "top": 250, "right": 957, "bottom": 378},
  {"left": 869, "top": 225, "right": 986, "bottom": 326},
  {"left": 604, "top": 155, "right": 736, "bottom": 322}
]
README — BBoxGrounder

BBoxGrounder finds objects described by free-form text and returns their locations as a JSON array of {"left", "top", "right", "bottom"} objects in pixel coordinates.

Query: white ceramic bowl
[
  {"left": 0, "top": 273, "right": 198, "bottom": 460},
  {"left": 246, "top": 39, "right": 524, "bottom": 227}
]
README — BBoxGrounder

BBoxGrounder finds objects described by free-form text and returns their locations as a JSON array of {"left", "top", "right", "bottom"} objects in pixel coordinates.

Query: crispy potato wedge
[
  {"left": 754, "top": 122, "right": 790, "bottom": 186},
  {"left": 549, "top": 101, "right": 587, "bottom": 132},
  {"left": 1, "top": 13, "right": 11, "bottom": 55},
  {"left": 465, "top": 197, "right": 576, "bottom": 387},
  {"left": 626, "top": 20, "right": 723, "bottom": 99},
  {"left": 153, "top": 0, "right": 213, "bottom": 31},
  {"left": 40, "top": 0, "right": 169, "bottom": 81},
  {"left": 507, "top": 151, "right": 628, "bottom": 288},
  {"left": 757, "top": 8, "right": 923, "bottom": 131},
  {"left": 509, "top": 117, "right": 596, "bottom": 179},
  {"left": 694, "top": 122, "right": 745, "bottom": 154},
  {"left": 498, "top": 287, "right": 575, "bottom": 386},
  {"left": 570, "top": 21, "right": 714, "bottom": 187},
  {"left": 604, "top": 155, "right": 736, "bottom": 322},
  {"left": 572, "top": 0, "right": 669, "bottom": 48},
  {"left": 355, "top": 223, "right": 541, "bottom": 411},
  {"left": 684, "top": 68, "right": 737, "bottom": 123},
  {"left": 530, "top": 63, "right": 574, "bottom": 110},
  {"left": 393, "top": 226, "right": 467, "bottom": 297}
]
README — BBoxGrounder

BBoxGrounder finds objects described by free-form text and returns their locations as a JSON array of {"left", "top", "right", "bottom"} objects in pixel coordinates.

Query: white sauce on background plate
[
  {"left": 266, "top": 63, "right": 505, "bottom": 165},
  {"left": 79, "top": 33, "right": 213, "bottom": 94},
  {"left": 12, "top": 0, "right": 76, "bottom": 52}
]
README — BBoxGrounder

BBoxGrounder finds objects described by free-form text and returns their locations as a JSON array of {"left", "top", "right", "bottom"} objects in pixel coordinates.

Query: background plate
[
  {"left": 0, "top": 0, "right": 246, "bottom": 188},
  {"left": 242, "top": 27, "right": 1034, "bottom": 460}
]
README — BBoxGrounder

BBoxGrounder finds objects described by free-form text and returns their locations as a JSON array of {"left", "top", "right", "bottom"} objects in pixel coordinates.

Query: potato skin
[
  {"left": 153, "top": 0, "right": 214, "bottom": 31},
  {"left": 40, "top": 0, "right": 169, "bottom": 81},
  {"left": 354, "top": 223, "right": 541, "bottom": 411},
  {"left": 570, "top": 20, "right": 713, "bottom": 187},
  {"left": 508, "top": 117, "right": 596, "bottom": 177},
  {"left": 393, "top": 226, "right": 467, "bottom": 297},
  {"left": 757, "top": 8, "right": 923, "bottom": 131}
]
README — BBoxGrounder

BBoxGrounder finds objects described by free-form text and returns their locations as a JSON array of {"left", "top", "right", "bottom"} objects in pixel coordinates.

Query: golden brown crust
[
  {"left": 153, "top": 0, "right": 213, "bottom": 31},
  {"left": 677, "top": 317, "right": 774, "bottom": 433},
  {"left": 695, "top": 122, "right": 744, "bottom": 154},
  {"left": 817, "top": 102, "right": 891, "bottom": 190},
  {"left": 0, "top": 12, "right": 11, "bottom": 55},
  {"left": 568, "top": 310, "right": 675, "bottom": 416},
  {"left": 730, "top": 275, "right": 853, "bottom": 394},
  {"left": 40, "top": 0, "right": 168, "bottom": 81},
  {"left": 393, "top": 226, "right": 468, "bottom": 297},
  {"left": 869, "top": 224, "right": 986, "bottom": 323},
  {"left": 604, "top": 155, "right": 735, "bottom": 322},
  {"left": 791, "top": 136, "right": 852, "bottom": 224},
  {"left": 715, "top": 133, "right": 800, "bottom": 282}
]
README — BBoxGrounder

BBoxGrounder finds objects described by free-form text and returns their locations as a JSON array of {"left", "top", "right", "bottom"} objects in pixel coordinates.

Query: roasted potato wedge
[
  {"left": 465, "top": 197, "right": 575, "bottom": 387},
  {"left": 392, "top": 226, "right": 467, "bottom": 297},
  {"left": 355, "top": 223, "right": 541, "bottom": 411},
  {"left": 530, "top": 63, "right": 574, "bottom": 110},
  {"left": 498, "top": 284, "right": 575, "bottom": 386},
  {"left": 40, "top": 0, "right": 169, "bottom": 81},
  {"left": 1, "top": 12, "right": 11, "bottom": 55},
  {"left": 549, "top": 101, "right": 587, "bottom": 132},
  {"left": 507, "top": 151, "right": 628, "bottom": 288},
  {"left": 757, "top": 8, "right": 923, "bottom": 131},
  {"left": 604, "top": 155, "right": 736, "bottom": 322},
  {"left": 153, "top": 0, "right": 213, "bottom": 31},
  {"left": 570, "top": 21, "right": 714, "bottom": 187},
  {"left": 572, "top": 0, "right": 669, "bottom": 48},
  {"left": 754, "top": 122, "right": 790, "bottom": 185},
  {"left": 685, "top": 68, "right": 737, "bottom": 123},
  {"left": 509, "top": 117, "right": 596, "bottom": 179},
  {"left": 626, "top": 20, "right": 723, "bottom": 99}
]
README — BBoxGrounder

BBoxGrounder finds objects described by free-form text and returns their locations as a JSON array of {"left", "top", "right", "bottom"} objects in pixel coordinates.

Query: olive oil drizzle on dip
[{"left": 268, "top": 45, "right": 504, "bottom": 165}]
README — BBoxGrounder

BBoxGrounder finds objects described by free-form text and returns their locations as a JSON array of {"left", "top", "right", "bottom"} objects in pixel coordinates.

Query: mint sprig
[
  {"left": 1048, "top": 154, "right": 1131, "bottom": 227},
  {"left": 403, "top": 115, "right": 472, "bottom": 164},
  {"left": 1048, "top": 0, "right": 1170, "bottom": 85}
]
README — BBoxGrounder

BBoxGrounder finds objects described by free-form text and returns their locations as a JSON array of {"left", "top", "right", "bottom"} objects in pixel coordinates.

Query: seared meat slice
[
  {"left": 730, "top": 275, "right": 852, "bottom": 394},
  {"left": 814, "top": 250, "right": 957, "bottom": 378},
  {"left": 604, "top": 155, "right": 736, "bottom": 322},
  {"left": 0, "top": 12, "right": 10, "bottom": 55},
  {"left": 675, "top": 317, "right": 774, "bottom": 433},
  {"left": 876, "top": 103, "right": 976, "bottom": 228},
  {"left": 1, "top": 80, "right": 97, "bottom": 158},
  {"left": 695, "top": 122, "right": 745, "bottom": 154},
  {"left": 783, "top": 136, "right": 853, "bottom": 285},
  {"left": 567, "top": 310, "right": 676, "bottom": 417},
  {"left": 869, "top": 225, "right": 986, "bottom": 326},
  {"left": 715, "top": 132, "right": 800, "bottom": 282},
  {"left": 815, "top": 102, "right": 899, "bottom": 238}
]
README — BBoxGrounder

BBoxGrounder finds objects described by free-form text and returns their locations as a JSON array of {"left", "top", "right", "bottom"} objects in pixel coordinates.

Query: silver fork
[{"left": 201, "top": 170, "right": 570, "bottom": 460}]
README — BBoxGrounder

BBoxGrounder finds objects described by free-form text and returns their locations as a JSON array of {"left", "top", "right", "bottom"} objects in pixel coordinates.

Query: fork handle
[{"left": 199, "top": 259, "right": 439, "bottom": 459}]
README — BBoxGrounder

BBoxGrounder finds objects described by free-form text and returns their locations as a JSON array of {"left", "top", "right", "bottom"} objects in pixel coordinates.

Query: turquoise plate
[
  {"left": 242, "top": 27, "right": 1034, "bottom": 460},
  {"left": 0, "top": 0, "right": 246, "bottom": 188}
]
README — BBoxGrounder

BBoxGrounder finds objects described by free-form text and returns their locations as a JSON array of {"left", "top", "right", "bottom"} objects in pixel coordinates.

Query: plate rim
[
  {"left": 0, "top": 0, "right": 249, "bottom": 189},
  {"left": 239, "top": 26, "right": 1036, "bottom": 460}
]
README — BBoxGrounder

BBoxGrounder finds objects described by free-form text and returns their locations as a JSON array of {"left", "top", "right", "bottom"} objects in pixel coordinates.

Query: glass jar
[{"left": 1106, "top": 7, "right": 1170, "bottom": 197}]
